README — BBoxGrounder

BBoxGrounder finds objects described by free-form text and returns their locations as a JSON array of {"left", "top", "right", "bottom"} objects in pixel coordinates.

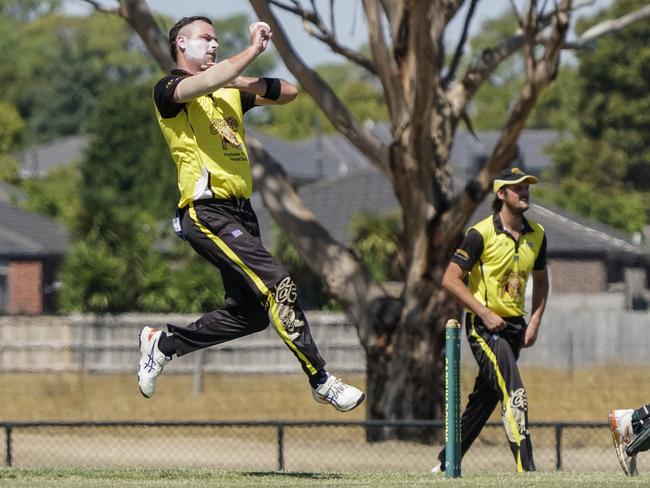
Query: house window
[{"left": 0, "top": 261, "right": 7, "bottom": 313}]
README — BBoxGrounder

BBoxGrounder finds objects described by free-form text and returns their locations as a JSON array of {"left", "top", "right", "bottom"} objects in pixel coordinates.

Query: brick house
[{"left": 0, "top": 201, "right": 69, "bottom": 314}]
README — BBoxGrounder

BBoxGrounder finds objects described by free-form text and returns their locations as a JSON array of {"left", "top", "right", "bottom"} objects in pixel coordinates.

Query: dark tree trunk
[{"left": 365, "top": 263, "right": 460, "bottom": 443}]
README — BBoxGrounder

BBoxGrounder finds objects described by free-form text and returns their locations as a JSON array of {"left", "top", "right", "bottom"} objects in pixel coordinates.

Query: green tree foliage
[
  {"left": 541, "top": 0, "right": 650, "bottom": 232},
  {"left": 253, "top": 62, "right": 388, "bottom": 140},
  {"left": 58, "top": 80, "right": 224, "bottom": 313},
  {"left": 0, "top": 0, "right": 60, "bottom": 21},
  {"left": 165, "top": 246, "right": 226, "bottom": 314},
  {"left": 80, "top": 82, "right": 177, "bottom": 220},
  {"left": 272, "top": 226, "right": 333, "bottom": 309},
  {"left": 466, "top": 14, "right": 521, "bottom": 130},
  {"left": 0, "top": 100, "right": 24, "bottom": 183},
  {"left": 349, "top": 211, "right": 403, "bottom": 283},
  {"left": 20, "top": 163, "right": 80, "bottom": 225},
  {"left": 271, "top": 210, "right": 403, "bottom": 309},
  {"left": 0, "top": 11, "right": 156, "bottom": 144},
  {"left": 527, "top": 67, "right": 581, "bottom": 132}
]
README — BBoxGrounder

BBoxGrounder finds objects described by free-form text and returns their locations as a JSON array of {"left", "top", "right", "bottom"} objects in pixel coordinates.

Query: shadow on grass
[{"left": 244, "top": 471, "right": 343, "bottom": 480}]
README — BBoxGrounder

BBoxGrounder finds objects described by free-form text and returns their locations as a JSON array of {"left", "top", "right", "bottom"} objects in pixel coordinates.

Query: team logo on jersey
[
  {"left": 210, "top": 116, "right": 242, "bottom": 149},
  {"left": 499, "top": 269, "right": 526, "bottom": 301}
]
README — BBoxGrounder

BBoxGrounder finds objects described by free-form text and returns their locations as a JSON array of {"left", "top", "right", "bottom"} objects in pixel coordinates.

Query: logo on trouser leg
[
  {"left": 503, "top": 387, "right": 528, "bottom": 442},
  {"left": 271, "top": 277, "right": 304, "bottom": 341}
]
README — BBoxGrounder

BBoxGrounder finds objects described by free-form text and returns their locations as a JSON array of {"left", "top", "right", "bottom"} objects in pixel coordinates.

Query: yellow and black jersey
[
  {"left": 451, "top": 213, "right": 546, "bottom": 318},
  {"left": 153, "top": 70, "right": 258, "bottom": 208}
]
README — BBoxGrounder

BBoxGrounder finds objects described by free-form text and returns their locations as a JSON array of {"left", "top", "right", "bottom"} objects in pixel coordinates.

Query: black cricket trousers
[
  {"left": 437, "top": 312, "right": 535, "bottom": 472},
  {"left": 167, "top": 198, "right": 326, "bottom": 377}
]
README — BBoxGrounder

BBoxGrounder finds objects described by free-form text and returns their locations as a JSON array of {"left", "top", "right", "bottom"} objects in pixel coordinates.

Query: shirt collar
[
  {"left": 171, "top": 69, "right": 192, "bottom": 76},
  {"left": 492, "top": 212, "right": 534, "bottom": 235}
]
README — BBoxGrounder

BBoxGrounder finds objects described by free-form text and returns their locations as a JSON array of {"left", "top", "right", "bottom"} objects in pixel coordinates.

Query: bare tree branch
[
  {"left": 328, "top": 0, "right": 335, "bottom": 39},
  {"left": 80, "top": 0, "right": 174, "bottom": 72},
  {"left": 362, "top": 0, "right": 406, "bottom": 126},
  {"left": 266, "top": 0, "right": 376, "bottom": 73},
  {"left": 78, "top": 0, "right": 118, "bottom": 14},
  {"left": 522, "top": 1, "right": 540, "bottom": 82},
  {"left": 509, "top": 0, "right": 525, "bottom": 29},
  {"left": 443, "top": 0, "right": 479, "bottom": 87},
  {"left": 250, "top": 0, "right": 392, "bottom": 178},
  {"left": 378, "top": 0, "right": 403, "bottom": 39},
  {"left": 446, "top": 32, "right": 525, "bottom": 119},
  {"left": 565, "top": 4, "right": 650, "bottom": 49},
  {"left": 445, "top": 0, "right": 630, "bottom": 118},
  {"left": 445, "top": 0, "right": 579, "bottom": 119}
]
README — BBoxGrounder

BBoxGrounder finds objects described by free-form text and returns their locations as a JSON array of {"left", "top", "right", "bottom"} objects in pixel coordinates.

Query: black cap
[{"left": 493, "top": 167, "right": 538, "bottom": 193}]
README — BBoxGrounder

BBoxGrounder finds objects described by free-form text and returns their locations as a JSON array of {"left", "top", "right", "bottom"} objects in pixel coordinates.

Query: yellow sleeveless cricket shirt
[
  {"left": 452, "top": 213, "right": 546, "bottom": 317},
  {"left": 153, "top": 70, "right": 255, "bottom": 208}
]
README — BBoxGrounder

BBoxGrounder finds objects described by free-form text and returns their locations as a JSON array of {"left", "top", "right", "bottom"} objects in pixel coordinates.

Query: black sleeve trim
[
  {"left": 533, "top": 234, "right": 547, "bottom": 270},
  {"left": 451, "top": 229, "right": 483, "bottom": 271},
  {"left": 240, "top": 91, "right": 257, "bottom": 114},
  {"left": 153, "top": 76, "right": 186, "bottom": 118}
]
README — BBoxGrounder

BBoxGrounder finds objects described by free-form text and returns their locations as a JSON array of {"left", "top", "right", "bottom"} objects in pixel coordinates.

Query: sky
[{"left": 63, "top": 0, "right": 614, "bottom": 79}]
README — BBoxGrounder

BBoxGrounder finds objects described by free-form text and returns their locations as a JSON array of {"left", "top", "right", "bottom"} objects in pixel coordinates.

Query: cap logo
[{"left": 510, "top": 167, "right": 524, "bottom": 175}]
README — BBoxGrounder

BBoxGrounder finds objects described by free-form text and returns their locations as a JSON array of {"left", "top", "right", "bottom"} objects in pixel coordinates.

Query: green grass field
[
  {"left": 3, "top": 365, "right": 647, "bottom": 422},
  {"left": 0, "top": 468, "right": 648, "bottom": 487},
  {"left": 2, "top": 368, "right": 647, "bottom": 481}
]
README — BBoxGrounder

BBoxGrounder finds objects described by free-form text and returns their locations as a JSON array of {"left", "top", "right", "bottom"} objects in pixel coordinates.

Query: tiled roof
[
  {"left": 18, "top": 135, "right": 88, "bottom": 177},
  {"left": 251, "top": 125, "right": 559, "bottom": 184},
  {"left": 449, "top": 129, "right": 559, "bottom": 179},
  {"left": 252, "top": 168, "right": 648, "bottom": 261},
  {"left": 247, "top": 129, "right": 370, "bottom": 183},
  {"left": 18, "top": 127, "right": 560, "bottom": 185},
  {"left": 0, "top": 182, "right": 26, "bottom": 204},
  {"left": 0, "top": 201, "right": 69, "bottom": 258}
]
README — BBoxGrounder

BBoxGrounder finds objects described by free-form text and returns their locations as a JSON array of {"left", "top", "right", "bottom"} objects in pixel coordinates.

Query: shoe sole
[
  {"left": 137, "top": 328, "right": 153, "bottom": 399},
  {"left": 609, "top": 410, "right": 631, "bottom": 476},
  {"left": 340, "top": 392, "right": 366, "bottom": 412},
  {"left": 313, "top": 392, "right": 366, "bottom": 412}
]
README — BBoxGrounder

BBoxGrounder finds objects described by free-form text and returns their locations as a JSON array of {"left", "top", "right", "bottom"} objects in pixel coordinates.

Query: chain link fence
[{"left": 1, "top": 420, "right": 630, "bottom": 473}]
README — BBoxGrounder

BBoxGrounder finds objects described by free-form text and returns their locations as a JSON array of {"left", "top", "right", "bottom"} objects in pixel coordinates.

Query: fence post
[
  {"left": 79, "top": 319, "right": 88, "bottom": 373},
  {"left": 555, "top": 423, "right": 563, "bottom": 470},
  {"left": 277, "top": 422, "right": 285, "bottom": 471},
  {"left": 5, "top": 423, "right": 12, "bottom": 467},
  {"left": 192, "top": 350, "right": 206, "bottom": 395},
  {"left": 445, "top": 319, "right": 461, "bottom": 478}
]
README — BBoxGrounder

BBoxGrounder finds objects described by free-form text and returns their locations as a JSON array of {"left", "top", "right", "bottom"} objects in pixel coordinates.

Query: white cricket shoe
[
  {"left": 431, "top": 462, "right": 442, "bottom": 474},
  {"left": 312, "top": 374, "right": 365, "bottom": 412},
  {"left": 137, "top": 326, "right": 171, "bottom": 398},
  {"left": 609, "top": 409, "right": 639, "bottom": 476}
]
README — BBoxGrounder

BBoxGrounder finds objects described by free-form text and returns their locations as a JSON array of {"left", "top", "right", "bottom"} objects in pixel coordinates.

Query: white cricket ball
[{"left": 249, "top": 21, "right": 270, "bottom": 34}]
